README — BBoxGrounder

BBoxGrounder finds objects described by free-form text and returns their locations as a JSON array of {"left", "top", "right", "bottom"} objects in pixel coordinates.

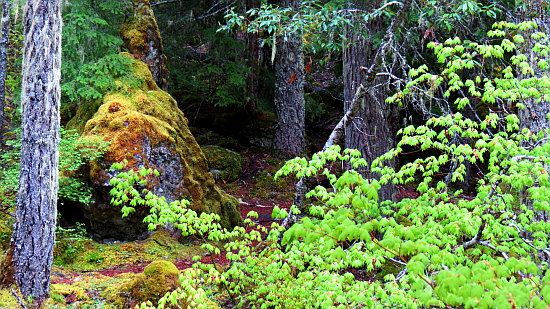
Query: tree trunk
[
  {"left": 245, "top": 0, "right": 260, "bottom": 116},
  {"left": 518, "top": 1, "right": 550, "bottom": 265},
  {"left": 0, "top": 0, "right": 11, "bottom": 146},
  {"left": 519, "top": 4, "right": 549, "bottom": 136},
  {"left": 10, "top": 0, "right": 62, "bottom": 303},
  {"left": 122, "top": 0, "right": 169, "bottom": 89},
  {"left": 343, "top": 0, "right": 396, "bottom": 201},
  {"left": 272, "top": 0, "right": 305, "bottom": 158}
]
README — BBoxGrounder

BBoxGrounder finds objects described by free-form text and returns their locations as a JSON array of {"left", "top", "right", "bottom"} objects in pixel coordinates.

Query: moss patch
[
  {"left": 53, "top": 230, "right": 205, "bottom": 272},
  {"left": 121, "top": 0, "right": 168, "bottom": 88},
  {"left": 202, "top": 145, "right": 244, "bottom": 182},
  {"left": 107, "top": 260, "right": 179, "bottom": 308}
]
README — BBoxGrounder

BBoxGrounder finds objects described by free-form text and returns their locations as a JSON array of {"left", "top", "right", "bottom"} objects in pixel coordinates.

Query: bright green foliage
[
  {"left": 109, "top": 161, "right": 222, "bottom": 235},
  {"left": 0, "top": 128, "right": 108, "bottom": 206},
  {"left": 61, "top": 0, "right": 130, "bottom": 107},
  {"left": 135, "top": 269, "right": 215, "bottom": 309},
  {"left": 387, "top": 21, "right": 550, "bottom": 112},
  {"left": 110, "top": 21, "right": 550, "bottom": 308}
]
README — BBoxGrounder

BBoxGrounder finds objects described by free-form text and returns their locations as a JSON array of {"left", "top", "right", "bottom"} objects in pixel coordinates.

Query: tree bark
[
  {"left": 0, "top": 0, "right": 11, "bottom": 146},
  {"left": 245, "top": 0, "right": 260, "bottom": 116},
  {"left": 343, "top": 0, "right": 396, "bottom": 201},
  {"left": 10, "top": 0, "right": 62, "bottom": 303},
  {"left": 272, "top": 0, "right": 305, "bottom": 158},
  {"left": 519, "top": 4, "right": 549, "bottom": 136},
  {"left": 518, "top": 0, "right": 550, "bottom": 266}
]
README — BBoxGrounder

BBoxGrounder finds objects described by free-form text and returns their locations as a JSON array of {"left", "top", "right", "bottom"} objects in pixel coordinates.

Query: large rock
[
  {"left": 202, "top": 145, "right": 244, "bottom": 182},
  {"left": 67, "top": 53, "right": 242, "bottom": 240}
]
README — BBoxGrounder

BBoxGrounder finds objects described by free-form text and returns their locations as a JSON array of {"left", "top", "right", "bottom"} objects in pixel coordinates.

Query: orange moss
[{"left": 68, "top": 53, "right": 242, "bottom": 229}]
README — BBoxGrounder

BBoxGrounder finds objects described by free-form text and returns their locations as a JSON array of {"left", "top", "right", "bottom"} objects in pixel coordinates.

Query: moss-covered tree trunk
[
  {"left": 122, "top": 0, "right": 169, "bottom": 89},
  {"left": 272, "top": 0, "right": 306, "bottom": 158},
  {"left": 11, "top": 0, "right": 62, "bottom": 303}
]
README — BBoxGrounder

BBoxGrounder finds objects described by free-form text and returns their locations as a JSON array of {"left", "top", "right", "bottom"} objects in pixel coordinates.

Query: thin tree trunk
[
  {"left": 0, "top": 0, "right": 12, "bottom": 146},
  {"left": 245, "top": 0, "right": 260, "bottom": 116},
  {"left": 10, "top": 0, "right": 62, "bottom": 303}
]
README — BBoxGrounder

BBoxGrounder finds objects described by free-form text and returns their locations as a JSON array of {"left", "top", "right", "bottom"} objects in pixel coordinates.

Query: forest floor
[
  {"left": 0, "top": 146, "right": 417, "bottom": 308},
  {"left": 18, "top": 150, "right": 295, "bottom": 308}
]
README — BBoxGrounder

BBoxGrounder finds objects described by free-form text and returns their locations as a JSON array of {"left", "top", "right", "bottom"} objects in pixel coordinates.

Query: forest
[{"left": 0, "top": 0, "right": 548, "bottom": 308}]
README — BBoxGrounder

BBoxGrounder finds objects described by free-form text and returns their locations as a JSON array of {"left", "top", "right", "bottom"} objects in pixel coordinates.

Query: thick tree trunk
[
  {"left": 272, "top": 0, "right": 305, "bottom": 158},
  {"left": 343, "top": 0, "right": 396, "bottom": 201},
  {"left": 10, "top": 0, "right": 62, "bottom": 303},
  {"left": 518, "top": 1, "right": 550, "bottom": 266},
  {"left": 519, "top": 6, "right": 549, "bottom": 136},
  {"left": 0, "top": 0, "right": 11, "bottom": 146},
  {"left": 122, "top": 0, "right": 169, "bottom": 89}
]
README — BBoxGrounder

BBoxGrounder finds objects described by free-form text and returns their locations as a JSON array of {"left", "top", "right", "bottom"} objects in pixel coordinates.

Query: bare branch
[{"left": 150, "top": 0, "right": 179, "bottom": 6}]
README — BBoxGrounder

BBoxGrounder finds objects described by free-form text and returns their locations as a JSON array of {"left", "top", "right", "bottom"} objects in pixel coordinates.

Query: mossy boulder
[
  {"left": 202, "top": 145, "right": 244, "bottom": 182},
  {"left": 67, "top": 53, "right": 242, "bottom": 240},
  {"left": 109, "top": 261, "right": 179, "bottom": 308}
]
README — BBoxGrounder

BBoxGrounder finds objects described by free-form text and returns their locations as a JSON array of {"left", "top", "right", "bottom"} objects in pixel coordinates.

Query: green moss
[
  {"left": 202, "top": 145, "right": 244, "bottom": 182},
  {"left": 55, "top": 229, "right": 205, "bottom": 272},
  {"left": 0, "top": 288, "right": 19, "bottom": 308},
  {"left": 50, "top": 284, "right": 89, "bottom": 303},
  {"left": 108, "top": 260, "right": 180, "bottom": 308},
  {"left": 66, "top": 98, "right": 103, "bottom": 134}
]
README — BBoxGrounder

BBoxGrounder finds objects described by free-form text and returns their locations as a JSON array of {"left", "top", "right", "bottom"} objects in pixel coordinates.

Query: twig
[
  {"left": 150, "top": 0, "right": 179, "bottom": 6},
  {"left": 11, "top": 288, "right": 27, "bottom": 309}
]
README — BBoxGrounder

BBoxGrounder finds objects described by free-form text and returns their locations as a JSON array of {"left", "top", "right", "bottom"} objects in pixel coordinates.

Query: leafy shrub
[
  {"left": 0, "top": 128, "right": 108, "bottom": 206},
  {"left": 61, "top": 0, "right": 129, "bottom": 109},
  {"left": 109, "top": 21, "right": 550, "bottom": 308}
]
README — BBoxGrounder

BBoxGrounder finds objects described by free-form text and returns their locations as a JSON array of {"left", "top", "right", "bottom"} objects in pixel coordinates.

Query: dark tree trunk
[
  {"left": 519, "top": 4, "right": 549, "bottom": 136},
  {"left": 272, "top": 0, "right": 305, "bottom": 158},
  {"left": 343, "top": 0, "right": 396, "bottom": 201},
  {"left": 10, "top": 0, "right": 62, "bottom": 303},
  {"left": 245, "top": 0, "right": 260, "bottom": 116},
  {"left": 0, "top": 0, "right": 11, "bottom": 146},
  {"left": 122, "top": 0, "right": 169, "bottom": 89},
  {"left": 518, "top": 1, "right": 550, "bottom": 265}
]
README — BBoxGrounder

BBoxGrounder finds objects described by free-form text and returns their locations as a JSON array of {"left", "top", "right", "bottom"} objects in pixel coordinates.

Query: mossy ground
[
  {"left": 0, "top": 138, "right": 297, "bottom": 308},
  {"left": 53, "top": 229, "right": 205, "bottom": 272}
]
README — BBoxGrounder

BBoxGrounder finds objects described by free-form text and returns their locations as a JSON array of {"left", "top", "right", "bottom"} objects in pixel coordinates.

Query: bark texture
[
  {"left": 122, "top": 0, "right": 169, "bottom": 89},
  {"left": 272, "top": 0, "right": 305, "bottom": 158},
  {"left": 12, "top": 0, "right": 62, "bottom": 302},
  {"left": 343, "top": 0, "right": 396, "bottom": 201},
  {"left": 518, "top": 1, "right": 550, "bottom": 265},
  {"left": 245, "top": 0, "right": 260, "bottom": 116},
  {"left": 519, "top": 3, "right": 549, "bottom": 136},
  {"left": 0, "top": 0, "right": 11, "bottom": 145}
]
